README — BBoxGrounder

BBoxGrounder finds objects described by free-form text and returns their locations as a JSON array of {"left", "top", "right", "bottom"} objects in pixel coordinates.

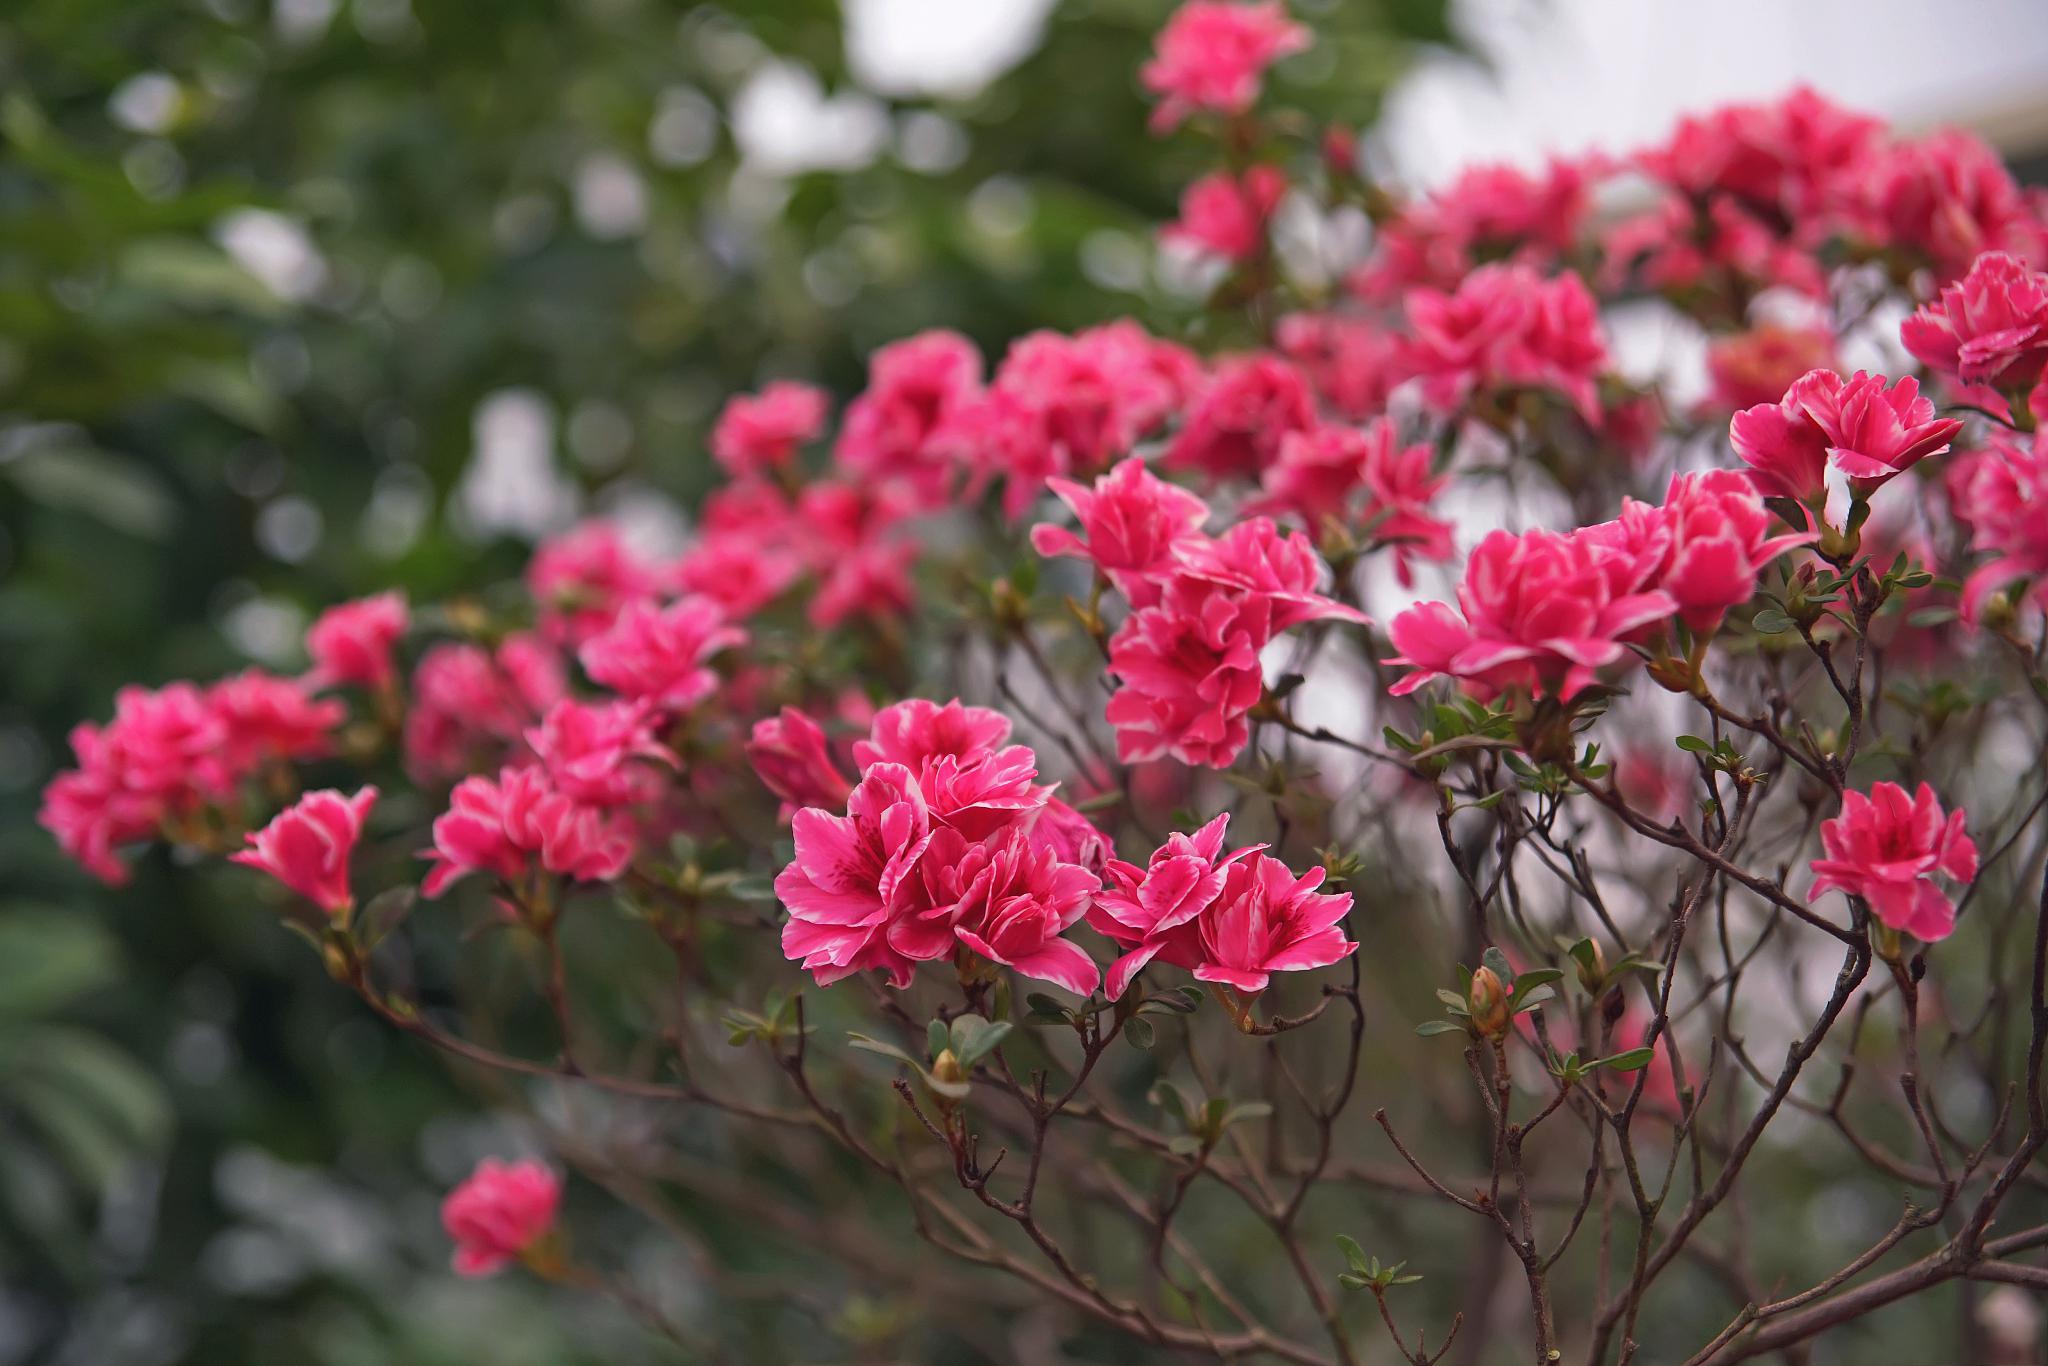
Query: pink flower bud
[
  {"left": 441, "top": 1158, "right": 560, "bottom": 1277},
  {"left": 230, "top": 787, "right": 377, "bottom": 916}
]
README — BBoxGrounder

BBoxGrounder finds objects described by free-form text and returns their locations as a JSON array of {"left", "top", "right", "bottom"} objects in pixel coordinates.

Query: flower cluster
[
  {"left": 774, "top": 700, "right": 1104, "bottom": 995},
  {"left": 1091, "top": 814, "right": 1355, "bottom": 999}
]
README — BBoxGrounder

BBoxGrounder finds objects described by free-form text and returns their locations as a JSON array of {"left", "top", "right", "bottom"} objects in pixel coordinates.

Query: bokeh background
[{"left": 2, "top": 1, "right": 2045, "bottom": 1363}]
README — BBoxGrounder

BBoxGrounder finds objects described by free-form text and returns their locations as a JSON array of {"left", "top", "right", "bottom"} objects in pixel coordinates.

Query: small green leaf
[
  {"left": 927, "top": 1019, "right": 950, "bottom": 1059},
  {"left": 1675, "top": 734, "right": 1712, "bottom": 753},
  {"left": 1124, "top": 1015, "right": 1155, "bottom": 1049},
  {"left": 1752, "top": 608, "right": 1793, "bottom": 635},
  {"left": 1595, "top": 1047, "right": 1657, "bottom": 1072},
  {"left": 1415, "top": 1020, "right": 1466, "bottom": 1037}
]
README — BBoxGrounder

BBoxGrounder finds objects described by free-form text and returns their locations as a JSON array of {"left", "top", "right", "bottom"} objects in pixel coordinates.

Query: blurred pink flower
[
  {"left": 305, "top": 591, "right": 408, "bottom": 691},
  {"left": 230, "top": 787, "right": 377, "bottom": 915},
  {"left": 442, "top": 1158, "right": 560, "bottom": 1277},
  {"left": 710, "top": 380, "right": 828, "bottom": 478},
  {"left": 578, "top": 595, "right": 745, "bottom": 712},
  {"left": 1140, "top": 0, "right": 1309, "bottom": 133}
]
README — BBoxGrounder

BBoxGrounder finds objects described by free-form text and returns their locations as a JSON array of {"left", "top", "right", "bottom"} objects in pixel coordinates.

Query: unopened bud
[
  {"left": 1469, "top": 966, "right": 1510, "bottom": 1038},
  {"left": 1574, "top": 941, "right": 1607, "bottom": 994},
  {"left": 930, "top": 1049, "right": 964, "bottom": 1086}
]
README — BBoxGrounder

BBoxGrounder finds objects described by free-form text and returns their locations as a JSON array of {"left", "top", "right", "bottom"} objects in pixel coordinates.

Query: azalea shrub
[{"left": 38, "top": 2, "right": 2048, "bottom": 1361}]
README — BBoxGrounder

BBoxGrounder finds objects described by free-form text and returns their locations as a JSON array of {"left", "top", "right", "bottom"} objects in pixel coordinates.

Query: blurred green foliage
[{"left": 0, "top": 0, "right": 1443, "bottom": 1360}]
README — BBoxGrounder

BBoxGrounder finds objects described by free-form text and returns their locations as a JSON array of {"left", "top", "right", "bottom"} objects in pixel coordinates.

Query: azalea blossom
[
  {"left": 578, "top": 595, "right": 745, "bottom": 713},
  {"left": 1730, "top": 368, "right": 1964, "bottom": 504},
  {"left": 1809, "top": 782, "right": 1977, "bottom": 941},
  {"left": 1900, "top": 250, "right": 2048, "bottom": 406},
  {"left": 746, "top": 708, "right": 854, "bottom": 812},
  {"left": 1384, "top": 527, "right": 1677, "bottom": 701},
  {"left": 524, "top": 698, "right": 675, "bottom": 808},
  {"left": 1949, "top": 431, "right": 2048, "bottom": 622},
  {"left": 305, "top": 591, "right": 408, "bottom": 691},
  {"left": 1404, "top": 263, "right": 1609, "bottom": 424},
  {"left": 1163, "top": 354, "right": 1316, "bottom": 481},
  {"left": 775, "top": 762, "right": 933, "bottom": 989},
  {"left": 1140, "top": 0, "right": 1309, "bottom": 133},
  {"left": 421, "top": 766, "right": 634, "bottom": 897},
  {"left": 1031, "top": 457, "right": 1211, "bottom": 607},
  {"left": 230, "top": 787, "right": 378, "bottom": 916},
  {"left": 442, "top": 1159, "right": 561, "bottom": 1277},
  {"left": 527, "top": 522, "right": 663, "bottom": 648},
  {"left": 1163, "top": 166, "right": 1286, "bottom": 263},
  {"left": 710, "top": 380, "right": 828, "bottom": 478}
]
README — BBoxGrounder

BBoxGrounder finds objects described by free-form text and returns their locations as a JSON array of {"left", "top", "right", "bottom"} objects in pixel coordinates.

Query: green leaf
[
  {"left": 1675, "top": 734, "right": 1711, "bottom": 753},
  {"left": 846, "top": 1034, "right": 920, "bottom": 1069},
  {"left": 1481, "top": 946, "right": 1513, "bottom": 983},
  {"left": 927, "top": 1019, "right": 950, "bottom": 1060},
  {"left": 1415, "top": 1020, "right": 1466, "bottom": 1037},
  {"left": 1124, "top": 1015, "right": 1155, "bottom": 1049},
  {"left": 1506, "top": 968, "right": 1563, "bottom": 1009},
  {"left": 354, "top": 886, "right": 415, "bottom": 954},
  {"left": 1752, "top": 608, "right": 1794, "bottom": 635},
  {"left": 725, "top": 873, "right": 779, "bottom": 902},
  {"left": 1595, "top": 1047, "right": 1657, "bottom": 1072},
  {"left": 1336, "top": 1234, "right": 1369, "bottom": 1273}
]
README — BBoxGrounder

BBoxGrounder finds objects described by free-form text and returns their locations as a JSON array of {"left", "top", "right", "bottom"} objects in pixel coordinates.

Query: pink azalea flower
[
  {"left": 1024, "top": 797, "right": 1111, "bottom": 874},
  {"left": 1836, "top": 130, "right": 2047, "bottom": 283},
  {"left": 1105, "top": 576, "right": 1276, "bottom": 767},
  {"left": 524, "top": 698, "right": 675, "bottom": 808},
  {"left": 441, "top": 1158, "right": 561, "bottom": 1278},
  {"left": 809, "top": 537, "right": 917, "bottom": 631},
  {"left": 945, "top": 830, "right": 1101, "bottom": 995},
  {"left": 1031, "top": 457, "right": 1211, "bottom": 608},
  {"left": 577, "top": 595, "right": 745, "bottom": 713},
  {"left": 1162, "top": 165, "right": 1286, "bottom": 263},
  {"left": 1404, "top": 264, "right": 1609, "bottom": 424},
  {"left": 1170, "top": 516, "right": 1369, "bottom": 630},
  {"left": 305, "top": 591, "right": 408, "bottom": 691},
  {"left": 835, "top": 329, "right": 983, "bottom": 507},
  {"left": 1350, "top": 157, "right": 1597, "bottom": 301},
  {"left": 1163, "top": 354, "right": 1316, "bottom": 482},
  {"left": 950, "top": 322, "right": 1198, "bottom": 519},
  {"left": 1274, "top": 312, "right": 1409, "bottom": 421},
  {"left": 1092, "top": 813, "right": 1256, "bottom": 999},
  {"left": 710, "top": 380, "right": 829, "bottom": 478},
  {"left": 1949, "top": 431, "right": 2048, "bottom": 622},
  {"left": 208, "top": 670, "right": 345, "bottom": 771},
  {"left": 1703, "top": 324, "right": 1839, "bottom": 413},
  {"left": 1384, "top": 527, "right": 1677, "bottom": 701},
  {"left": 854, "top": 698, "right": 1052, "bottom": 839},
  {"left": 99, "top": 682, "right": 237, "bottom": 805},
  {"left": 527, "top": 522, "right": 663, "bottom": 648},
  {"left": 38, "top": 723, "right": 172, "bottom": 887},
  {"left": 1731, "top": 368, "right": 1965, "bottom": 502},
  {"left": 1901, "top": 250, "right": 2048, "bottom": 402},
  {"left": 1809, "top": 781, "right": 1977, "bottom": 941},
  {"left": 1639, "top": 87, "right": 1884, "bottom": 225},
  {"left": 1598, "top": 471, "right": 1815, "bottom": 633},
  {"left": 1189, "top": 850, "right": 1355, "bottom": 993},
  {"left": 775, "top": 762, "right": 934, "bottom": 989},
  {"left": 670, "top": 532, "right": 801, "bottom": 619},
  {"left": 421, "top": 766, "right": 634, "bottom": 897},
  {"left": 1140, "top": 0, "right": 1309, "bottom": 133},
  {"left": 403, "top": 635, "right": 565, "bottom": 783},
  {"left": 746, "top": 708, "right": 854, "bottom": 812},
  {"left": 230, "top": 787, "right": 377, "bottom": 916},
  {"left": 1252, "top": 422, "right": 1454, "bottom": 585}
]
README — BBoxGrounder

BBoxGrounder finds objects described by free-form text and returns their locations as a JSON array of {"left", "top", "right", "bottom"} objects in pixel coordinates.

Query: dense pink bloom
[
  {"left": 1140, "top": 0, "right": 1309, "bottom": 133},
  {"left": 1163, "top": 166, "right": 1286, "bottom": 263},
  {"left": 39, "top": 728, "right": 162, "bottom": 886},
  {"left": 1274, "top": 312, "right": 1408, "bottom": 420},
  {"left": 1591, "top": 472, "right": 1814, "bottom": 634},
  {"left": 1949, "top": 432, "right": 2048, "bottom": 622},
  {"left": 208, "top": 670, "right": 344, "bottom": 771},
  {"left": 421, "top": 766, "right": 634, "bottom": 897},
  {"left": 1171, "top": 517, "right": 1368, "bottom": 631},
  {"left": 1092, "top": 813, "right": 1252, "bottom": 998},
  {"left": 710, "top": 381, "right": 828, "bottom": 478},
  {"left": 836, "top": 329, "right": 983, "bottom": 506},
  {"left": 746, "top": 708, "right": 854, "bottom": 812},
  {"left": 810, "top": 537, "right": 918, "bottom": 630},
  {"left": 441, "top": 1159, "right": 560, "bottom": 1278},
  {"left": 1837, "top": 130, "right": 2047, "bottom": 282},
  {"left": 1640, "top": 87, "right": 1884, "bottom": 225},
  {"left": 1092, "top": 815, "right": 1353, "bottom": 996},
  {"left": 775, "top": 762, "right": 934, "bottom": 989},
  {"left": 1252, "top": 422, "right": 1454, "bottom": 584},
  {"left": 1809, "top": 782, "right": 1977, "bottom": 941},
  {"left": 1032, "top": 458, "right": 1211, "bottom": 606},
  {"left": 855, "top": 698, "right": 1051, "bottom": 839},
  {"left": 230, "top": 787, "right": 377, "bottom": 916},
  {"left": 1901, "top": 251, "right": 2048, "bottom": 400},
  {"left": 1352, "top": 157, "right": 1596, "bottom": 300},
  {"left": 670, "top": 533, "right": 800, "bottom": 619},
  {"left": 700, "top": 478, "right": 797, "bottom": 541},
  {"left": 578, "top": 595, "right": 744, "bottom": 712},
  {"left": 950, "top": 321, "right": 1199, "bottom": 519},
  {"left": 305, "top": 591, "right": 407, "bottom": 691},
  {"left": 1601, "top": 194, "right": 1826, "bottom": 301},
  {"left": 527, "top": 522, "right": 662, "bottom": 648},
  {"left": 404, "top": 635, "right": 565, "bottom": 783},
  {"left": 524, "top": 698, "right": 674, "bottom": 808},
  {"left": 1703, "top": 324, "right": 1839, "bottom": 413},
  {"left": 1385, "top": 527, "right": 1676, "bottom": 701},
  {"left": 1105, "top": 577, "right": 1274, "bottom": 767},
  {"left": 1027, "top": 797, "right": 1111, "bottom": 873},
  {"left": 1730, "top": 369, "right": 1964, "bottom": 502},
  {"left": 1163, "top": 354, "right": 1315, "bottom": 481},
  {"left": 913, "top": 829, "right": 1100, "bottom": 995},
  {"left": 1404, "top": 264, "right": 1608, "bottom": 423}
]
